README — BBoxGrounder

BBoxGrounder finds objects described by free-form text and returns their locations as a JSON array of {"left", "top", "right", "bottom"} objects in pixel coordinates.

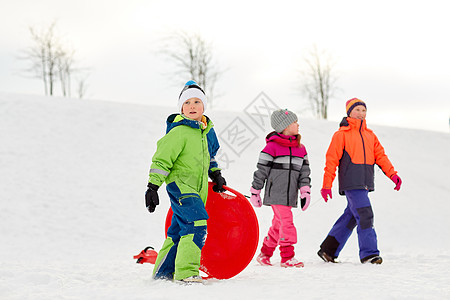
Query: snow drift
[{"left": 1, "top": 93, "right": 449, "bottom": 299}]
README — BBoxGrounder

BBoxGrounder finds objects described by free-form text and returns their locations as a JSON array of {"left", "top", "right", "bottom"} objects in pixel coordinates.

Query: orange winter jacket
[{"left": 323, "top": 117, "right": 397, "bottom": 195}]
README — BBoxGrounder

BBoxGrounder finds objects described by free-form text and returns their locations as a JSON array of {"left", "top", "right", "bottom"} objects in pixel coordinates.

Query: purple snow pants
[{"left": 320, "top": 189, "right": 379, "bottom": 261}]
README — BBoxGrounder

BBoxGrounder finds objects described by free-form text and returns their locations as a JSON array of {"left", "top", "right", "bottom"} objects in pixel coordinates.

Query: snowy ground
[{"left": 1, "top": 93, "right": 449, "bottom": 299}]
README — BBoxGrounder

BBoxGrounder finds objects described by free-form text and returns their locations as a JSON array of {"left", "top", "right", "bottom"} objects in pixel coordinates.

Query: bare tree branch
[
  {"left": 300, "top": 45, "right": 339, "bottom": 119},
  {"left": 77, "top": 74, "right": 89, "bottom": 99},
  {"left": 158, "top": 31, "right": 223, "bottom": 107}
]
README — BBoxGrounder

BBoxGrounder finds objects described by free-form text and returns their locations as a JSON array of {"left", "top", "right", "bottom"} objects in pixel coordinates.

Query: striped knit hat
[
  {"left": 178, "top": 80, "right": 207, "bottom": 112},
  {"left": 346, "top": 98, "right": 366, "bottom": 116}
]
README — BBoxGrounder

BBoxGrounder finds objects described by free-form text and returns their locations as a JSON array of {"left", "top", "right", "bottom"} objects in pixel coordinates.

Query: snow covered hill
[{"left": 1, "top": 93, "right": 449, "bottom": 299}]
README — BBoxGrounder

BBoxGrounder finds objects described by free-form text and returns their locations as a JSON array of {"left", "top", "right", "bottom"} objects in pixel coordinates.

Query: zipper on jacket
[
  {"left": 358, "top": 120, "right": 367, "bottom": 189},
  {"left": 287, "top": 139, "right": 293, "bottom": 206},
  {"left": 178, "top": 194, "right": 202, "bottom": 206},
  {"left": 201, "top": 128, "right": 206, "bottom": 193},
  {"left": 178, "top": 195, "right": 191, "bottom": 205},
  {"left": 268, "top": 180, "right": 272, "bottom": 197}
]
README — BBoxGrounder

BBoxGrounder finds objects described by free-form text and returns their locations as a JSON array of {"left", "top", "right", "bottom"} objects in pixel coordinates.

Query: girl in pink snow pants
[{"left": 250, "top": 109, "right": 312, "bottom": 268}]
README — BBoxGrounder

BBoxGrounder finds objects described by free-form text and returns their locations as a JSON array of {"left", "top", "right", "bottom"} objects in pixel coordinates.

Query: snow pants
[
  {"left": 319, "top": 189, "right": 379, "bottom": 261},
  {"left": 152, "top": 183, "right": 208, "bottom": 281},
  {"left": 261, "top": 205, "right": 297, "bottom": 262}
]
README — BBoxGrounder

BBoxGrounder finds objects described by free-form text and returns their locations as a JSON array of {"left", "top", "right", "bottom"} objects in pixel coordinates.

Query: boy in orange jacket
[{"left": 318, "top": 98, "right": 402, "bottom": 264}]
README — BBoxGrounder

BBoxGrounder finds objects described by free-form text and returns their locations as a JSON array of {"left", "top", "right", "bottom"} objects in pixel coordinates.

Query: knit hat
[
  {"left": 271, "top": 109, "right": 298, "bottom": 133},
  {"left": 178, "top": 80, "right": 207, "bottom": 112},
  {"left": 346, "top": 98, "right": 366, "bottom": 116}
]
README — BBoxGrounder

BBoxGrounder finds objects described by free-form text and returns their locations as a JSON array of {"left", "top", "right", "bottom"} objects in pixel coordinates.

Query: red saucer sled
[
  {"left": 134, "top": 246, "right": 158, "bottom": 264},
  {"left": 165, "top": 182, "right": 259, "bottom": 280}
]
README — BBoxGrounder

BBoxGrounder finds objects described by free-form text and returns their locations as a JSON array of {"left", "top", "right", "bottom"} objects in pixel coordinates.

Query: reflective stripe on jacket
[{"left": 252, "top": 132, "right": 311, "bottom": 207}]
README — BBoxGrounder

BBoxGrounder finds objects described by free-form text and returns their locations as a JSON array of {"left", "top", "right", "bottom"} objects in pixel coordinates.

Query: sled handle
[{"left": 221, "top": 185, "right": 247, "bottom": 201}]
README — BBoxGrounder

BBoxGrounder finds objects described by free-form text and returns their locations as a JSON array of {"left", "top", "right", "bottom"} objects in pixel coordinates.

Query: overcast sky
[{"left": 1, "top": 0, "right": 449, "bottom": 132}]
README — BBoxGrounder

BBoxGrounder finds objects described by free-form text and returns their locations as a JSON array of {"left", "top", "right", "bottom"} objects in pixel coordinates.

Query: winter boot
[
  {"left": 256, "top": 253, "right": 272, "bottom": 266},
  {"left": 317, "top": 250, "right": 337, "bottom": 263},
  {"left": 280, "top": 257, "right": 304, "bottom": 268},
  {"left": 257, "top": 244, "right": 275, "bottom": 266},
  {"left": 361, "top": 255, "right": 383, "bottom": 264},
  {"left": 279, "top": 245, "right": 304, "bottom": 267},
  {"left": 176, "top": 275, "right": 203, "bottom": 284}
]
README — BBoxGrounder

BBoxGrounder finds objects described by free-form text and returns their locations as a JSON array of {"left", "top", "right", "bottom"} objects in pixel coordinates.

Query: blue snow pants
[
  {"left": 152, "top": 183, "right": 208, "bottom": 281},
  {"left": 320, "top": 189, "right": 379, "bottom": 261}
]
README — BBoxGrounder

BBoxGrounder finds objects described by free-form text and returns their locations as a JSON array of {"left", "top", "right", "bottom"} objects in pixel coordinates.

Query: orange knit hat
[{"left": 345, "top": 98, "right": 366, "bottom": 116}]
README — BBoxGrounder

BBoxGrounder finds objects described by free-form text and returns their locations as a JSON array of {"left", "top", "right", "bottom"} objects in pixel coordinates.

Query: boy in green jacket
[{"left": 145, "top": 81, "right": 226, "bottom": 283}]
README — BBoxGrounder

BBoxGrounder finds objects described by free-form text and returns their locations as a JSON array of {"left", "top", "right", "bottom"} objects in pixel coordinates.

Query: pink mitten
[
  {"left": 321, "top": 188, "right": 332, "bottom": 202},
  {"left": 299, "top": 186, "right": 311, "bottom": 211},
  {"left": 250, "top": 187, "right": 262, "bottom": 207},
  {"left": 391, "top": 174, "right": 402, "bottom": 191}
]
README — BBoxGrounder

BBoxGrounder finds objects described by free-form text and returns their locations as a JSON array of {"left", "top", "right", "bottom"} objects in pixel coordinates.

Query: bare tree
[
  {"left": 57, "top": 48, "right": 75, "bottom": 97},
  {"left": 300, "top": 45, "right": 339, "bottom": 119},
  {"left": 160, "top": 32, "right": 223, "bottom": 106},
  {"left": 21, "top": 21, "right": 88, "bottom": 98},
  {"left": 22, "top": 22, "right": 62, "bottom": 96},
  {"left": 76, "top": 74, "right": 90, "bottom": 99}
]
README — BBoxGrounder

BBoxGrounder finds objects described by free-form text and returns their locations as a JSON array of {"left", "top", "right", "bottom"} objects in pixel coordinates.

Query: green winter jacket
[{"left": 148, "top": 114, "right": 219, "bottom": 203}]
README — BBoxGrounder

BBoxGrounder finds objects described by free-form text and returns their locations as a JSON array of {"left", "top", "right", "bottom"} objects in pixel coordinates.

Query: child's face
[
  {"left": 182, "top": 98, "right": 204, "bottom": 121},
  {"left": 349, "top": 105, "right": 367, "bottom": 120},
  {"left": 282, "top": 121, "right": 299, "bottom": 136}
]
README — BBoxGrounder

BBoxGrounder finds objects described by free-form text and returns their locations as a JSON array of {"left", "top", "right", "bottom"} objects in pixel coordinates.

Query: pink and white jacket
[{"left": 251, "top": 132, "right": 311, "bottom": 207}]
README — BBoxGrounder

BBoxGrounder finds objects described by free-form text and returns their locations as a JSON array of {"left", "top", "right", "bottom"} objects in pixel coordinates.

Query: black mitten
[
  {"left": 209, "top": 170, "right": 227, "bottom": 193},
  {"left": 145, "top": 183, "right": 160, "bottom": 213}
]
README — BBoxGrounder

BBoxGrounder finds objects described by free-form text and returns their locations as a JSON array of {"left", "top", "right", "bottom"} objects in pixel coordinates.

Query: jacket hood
[
  {"left": 166, "top": 113, "right": 211, "bottom": 134},
  {"left": 265, "top": 131, "right": 299, "bottom": 147},
  {"left": 339, "top": 117, "right": 369, "bottom": 131}
]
